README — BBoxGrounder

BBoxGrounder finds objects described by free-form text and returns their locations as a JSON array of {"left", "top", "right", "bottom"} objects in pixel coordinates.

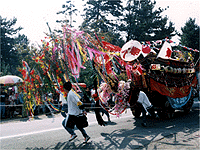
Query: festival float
[
  {"left": 19, "top": 26, "right": 199, "bottom": 123},
  {"left": 119, "top": 40, "right": 198, "bottom": 119},
  {"left": 95, "top": 38, "right": 198, "bottom": 120}
]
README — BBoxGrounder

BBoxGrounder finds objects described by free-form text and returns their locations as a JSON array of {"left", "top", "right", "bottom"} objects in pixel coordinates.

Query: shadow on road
[{"left": 26, "top": 107, "right": 199, "bottom": 150}]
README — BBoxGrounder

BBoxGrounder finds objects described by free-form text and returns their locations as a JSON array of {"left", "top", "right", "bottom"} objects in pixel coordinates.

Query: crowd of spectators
[
  {"left": 0, "top": 84, "right": 114, "bottom": 120},
  {"left": 0, "top": 86, "right": 22, "bottom": 119}
]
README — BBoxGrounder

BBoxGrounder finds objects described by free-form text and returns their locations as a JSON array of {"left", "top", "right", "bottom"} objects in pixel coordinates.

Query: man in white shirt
[
  {"left": 133, "top": 89, "right": 158, "bottom": 127},
  {"left": 62, "top": 81, "right": 90, "bottom": 143},
  {"left": 90, "top": 87, "right": 95, "bottom": 96},
  {"left": 137, "top": 91, "right": 153, "bottom": 113}
]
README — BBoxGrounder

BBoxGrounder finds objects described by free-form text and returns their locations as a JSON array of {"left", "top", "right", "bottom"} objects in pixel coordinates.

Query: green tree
[
  {"left": 180, "top": 18, "right": 199, "bottom": 50},
  {"left": 122, "top": 0, "right": 175, "bottom": 42},
  {"left": 81, "top": 0, "right": 123, "bottom": 32},
  {"left": 80, "top": 0, "right": 124, "bottom": 47},
  {"left": 0, "top": 16, "right": 29, "bottom": 76},
  {"left": 15, "top": 34, "right": 29, "bottom": 46},
  {"left": 56, "top": 0, "right": 78, "bottom": 27},
  {"left": 78, "top": 61, "right": 94, "bottom": 86}
]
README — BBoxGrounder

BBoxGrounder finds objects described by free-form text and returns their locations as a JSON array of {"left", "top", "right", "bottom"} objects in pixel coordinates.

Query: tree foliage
[
  {"left": 81, "top": 0, "right": 123, "bottom": 32},
  {"left": 80, "top": 0, "right": 124, "bottom": 47},
  {"left": 79, "top": 0, "right": 175, "bottom": 45},
  {"left": 0, "top": 16, "right": 29, "bottom": 76},
  {"left": 56, "top": 0, "right": 78, "bottom": 27},
  {"left": 122, "top": 0, "right": 175, "bottom": 42},
  {"left": 180, "top": 18, "right": 199, "bottom": 50}
]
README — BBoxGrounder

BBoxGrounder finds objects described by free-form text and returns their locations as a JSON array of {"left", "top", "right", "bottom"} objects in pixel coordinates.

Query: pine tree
[
  {"left": 1, "top": 16, "right": 22, "bottom": 75},
  {"left": 56, "top": 0, "right": 78, "bottom": 27},
  {"left": 180, "top": 18, "right": 199, "bottom": 50},
  {"left": 121, "top": 0, "right": 175, "bottom": 42},
  {"left": 81, "top": 0, "right": 110, "bottom": 33},
  {"left": 0, "top": 16, "right": 29, "bottom": 76},
  {"left": 80, "top": 0, "right": 124, "bottom": 47}
]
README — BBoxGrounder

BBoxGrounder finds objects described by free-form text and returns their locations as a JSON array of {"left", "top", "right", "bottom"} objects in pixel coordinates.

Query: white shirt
[
  {"left": 137, "top": 91, "right": 152, "bottom": 112},
  {"left": 14, "top": 86, "right": 18, "bottom": 93},
  {"left": 91, "top": 89, "right": 95, "bottom": 96},
  {"left": 59, "top": 93, "right": 67, "bottom": 104},
  {"left": 67, "top": 90, "right": 83, "bottom": 116}
]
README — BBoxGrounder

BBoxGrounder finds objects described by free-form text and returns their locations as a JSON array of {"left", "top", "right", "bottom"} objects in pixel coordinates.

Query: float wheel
[{"left": 182, "top": 98, "right": 194, "bottom": 114}]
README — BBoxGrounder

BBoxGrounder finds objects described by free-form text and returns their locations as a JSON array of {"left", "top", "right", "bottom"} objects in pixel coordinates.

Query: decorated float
[
  {"left": 120, "top": 40, "right": 198, "bottom": 119},
  {"left": 19, "top": 26, "right": 198, "bottom": 122},
  {"left": 97, "top": 39, "right": 199, "bottom": 118},
  {"left": 93, "top": 38, "right": 198, "bottom": 120}
]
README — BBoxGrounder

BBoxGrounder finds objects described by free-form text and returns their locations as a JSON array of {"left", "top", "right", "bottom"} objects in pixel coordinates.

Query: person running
[{"left": 62, "top": 81, "right": 90, "bottom": 143}]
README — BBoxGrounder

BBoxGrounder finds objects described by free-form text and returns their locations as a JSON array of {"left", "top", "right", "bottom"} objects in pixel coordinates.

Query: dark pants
[
  {"left": 100, "top": 108, "right": 110, "bottom": 121},
  {"left": 141, "top": 106, "right": 147, "bottom": 123},
  {"left": 62, "top": 115, "right": 88, "bottom": 138},
  {"left": 0, "top": 102, "right": 5, "bottom": 118},
  {"left": 61, "top": 104, "right": 68, "bottom": 118}
]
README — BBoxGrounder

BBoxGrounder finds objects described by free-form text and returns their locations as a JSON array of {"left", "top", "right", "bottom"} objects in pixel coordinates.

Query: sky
[{"left": 0, "top": 0, "right": 199, "bottom": 46}]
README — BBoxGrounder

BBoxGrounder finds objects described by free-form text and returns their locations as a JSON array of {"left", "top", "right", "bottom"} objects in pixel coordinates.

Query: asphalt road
[{"left": 0, "top": 101, "right": 199, "bottom": 150}]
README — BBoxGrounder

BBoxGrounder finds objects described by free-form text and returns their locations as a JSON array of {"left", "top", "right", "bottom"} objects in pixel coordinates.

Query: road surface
[{"left": 0, "top": 101, "right": 199, "bottom": 149}]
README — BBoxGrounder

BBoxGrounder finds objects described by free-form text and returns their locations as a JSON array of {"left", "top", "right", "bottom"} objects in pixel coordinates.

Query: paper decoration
[
  {"left": 157, "top": 41, "right": 172, "bottom": 59},
  {"left": 142, "top": 45, "right": 151, "bottom": 54},
  {"left": 141, "top": 38, "right": 199, "bottom": 53},
  {"left": 151, "top": 64, "right": 161, "bottom": 70},
  {"left": 150, "top": 64, "right": 195, "bottom": 74},
  {"left": 120, "top": 40, "right": 142, "bottom": 61}
]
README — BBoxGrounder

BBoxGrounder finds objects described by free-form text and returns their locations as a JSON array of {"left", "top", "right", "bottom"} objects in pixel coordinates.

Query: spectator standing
[
  {"left": 59, "top": 93, "right": 68, "bottom": 118},
  {"left": 53, "top": 92, "right": 60, "bottom": 108},
  {"left": 0, "top": 87, "right": 8, "bottom": 119},
  {"left": 8, "top": 91, "right": 17, "bottom": 118},
  {"left": 83, "top": 87, "right": 91, "bottom": 112},
  {"left": 90, "top": 86, "right": 95, "bottom": 96}
]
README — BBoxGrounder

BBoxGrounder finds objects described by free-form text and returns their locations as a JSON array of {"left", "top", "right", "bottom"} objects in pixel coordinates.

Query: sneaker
[
  {"left": 84, "top": 136, "right": 90, "bottom": 143},
  {"left": 14, "top": 111, "right": 19, "bottom": 115},
  {"left": 69, "top": 134, "right": 77, "bottom": 141}
]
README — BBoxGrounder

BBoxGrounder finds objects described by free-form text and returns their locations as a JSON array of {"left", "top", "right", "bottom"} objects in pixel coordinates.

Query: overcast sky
[{"left": 0, "top": 0, "right": 199, "bottom": 45}]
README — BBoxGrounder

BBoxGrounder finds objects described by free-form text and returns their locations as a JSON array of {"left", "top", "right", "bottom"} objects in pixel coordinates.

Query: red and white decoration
[
  {"left": 157, "top": 41, "right": 172, "bottom": 59},
  {"left": 120, "top": 40, "right": 142, "bottom": 61}
]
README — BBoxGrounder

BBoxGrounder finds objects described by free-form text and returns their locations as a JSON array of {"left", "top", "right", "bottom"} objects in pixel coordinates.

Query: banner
[{"left": 150, "top": 76, "right": 197, "bottom": 98}]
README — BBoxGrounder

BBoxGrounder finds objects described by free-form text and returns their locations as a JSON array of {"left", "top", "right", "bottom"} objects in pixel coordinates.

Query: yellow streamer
[
  {"left": 72, "top": 89, "right": 81, "bottom": 98},
  {"left": 29, "top": 101, "right": 34, "bottom": 116},
  {"left": 76, "top": 39, "right": 87, "bottom": 62}
]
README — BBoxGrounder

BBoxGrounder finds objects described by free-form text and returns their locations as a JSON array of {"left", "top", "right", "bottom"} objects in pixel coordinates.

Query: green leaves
[
  {"left": 123, "top": 0, "right": 175, "bottom": 42},
  {"left": 180, "top": 18, "right": 199, "bottom": 50},
  {"left": 56, "top": 0, "right": 78, "bottom": 27},
  {"left": 0, "top": 16, "right": 28, "bottom": 76}
]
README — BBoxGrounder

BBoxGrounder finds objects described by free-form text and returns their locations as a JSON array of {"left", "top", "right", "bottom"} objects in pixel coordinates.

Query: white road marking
[{"left": 0, "top": 114, "right": 133, "bottom": 140}]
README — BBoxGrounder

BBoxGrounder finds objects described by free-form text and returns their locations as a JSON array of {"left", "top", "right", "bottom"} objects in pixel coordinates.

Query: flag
[
  {"left": 22, "top": 61, "right": 30, "bottom": 81},
  {"left": 157, "top": 41, "right": 172, "bottom": 59}
]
